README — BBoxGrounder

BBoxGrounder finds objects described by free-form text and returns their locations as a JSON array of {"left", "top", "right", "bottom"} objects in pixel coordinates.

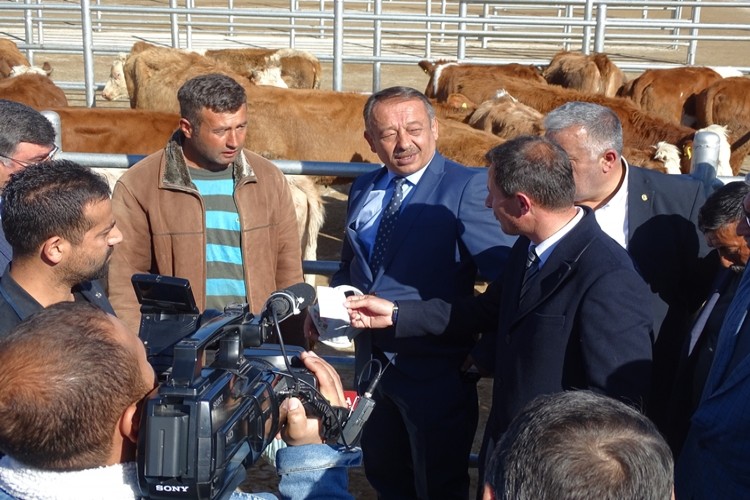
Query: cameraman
[{"left": 0, "top": 302, "right": 361, "bottom": 500}]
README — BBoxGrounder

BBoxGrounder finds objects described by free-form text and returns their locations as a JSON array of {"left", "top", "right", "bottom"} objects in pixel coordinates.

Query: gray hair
[{"left": 544, "top": 101, "right": 623, "bottom": 157}]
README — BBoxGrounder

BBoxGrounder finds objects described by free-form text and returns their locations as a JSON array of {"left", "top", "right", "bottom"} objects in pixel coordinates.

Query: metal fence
[{"left": 2, "top": 0, "right": 750, "bottom": 106}]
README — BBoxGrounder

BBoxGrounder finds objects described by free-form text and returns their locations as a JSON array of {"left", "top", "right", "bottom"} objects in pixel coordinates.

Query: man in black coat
[
  {"left": 543, "top": 101, "right": 709, "bottom": 435},
  {"left": 345, "top": 136, "right": 654, "bottom": 493}
]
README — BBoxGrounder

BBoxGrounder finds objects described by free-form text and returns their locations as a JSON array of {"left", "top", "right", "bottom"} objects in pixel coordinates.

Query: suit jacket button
[{"left": 505, "top": 335, "right": 511, "bottom": 344}]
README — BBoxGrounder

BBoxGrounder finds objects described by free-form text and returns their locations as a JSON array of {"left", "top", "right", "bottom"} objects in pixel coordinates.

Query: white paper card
[{"left": 316, "top": 286, "right": 351, "bottom": 322}]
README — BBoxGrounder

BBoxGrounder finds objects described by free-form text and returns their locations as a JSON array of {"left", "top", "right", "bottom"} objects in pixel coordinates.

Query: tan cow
[
  {"left": 618, "top": 66, "right": 723, "bottom": 126},
  {"left": 101, "top": 42, "right": 310, "bottom": 101},
  {"left": 696, "top": 76, "right": 750, "bottom": 174},
  {"left": 0, "top": 73, "right": 68, "bottom": 109},
  {"left": 421, "top": 60, "right": 546, "bottom": 100},
  {"left": 205, "top": 47, "right": 322, "bottom": 89},
  {"left": 543, "top": 51, "right": 625, "bottom": 97},
  {"left": 467, "top": 90, "right": 544, "bottom": 139}
]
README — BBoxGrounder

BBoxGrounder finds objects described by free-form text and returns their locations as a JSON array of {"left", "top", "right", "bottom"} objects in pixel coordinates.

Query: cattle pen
[{"left": 1, "top": 0, "right": 750, "bottom": 106}]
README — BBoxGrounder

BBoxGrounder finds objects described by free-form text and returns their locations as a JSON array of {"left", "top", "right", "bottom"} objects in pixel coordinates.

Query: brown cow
[
  {"left": 696, "top": 76, "right": 750, "bottom": 174},
  {"left": 420, "top": 60, "right": 546, "bottom": 99},
  {"left": 205, "top": 47, "right": 322, "bottom": 89},
  {"left": 543, "top": 51, "right": 625, "bottom": 97},
  {"left": 113, "top": 51, "right": 502, "bottom": 169},
  {"left": 0, "top": 73, "right": 68, "bottom": 109},
  {"left": 0, "top": 38, "right": 29, "bottom": 78},
  {"left": 618, "top": 66, "right": 723, "bottom": 126},
  {"left": 423, "top": 71, "right": 724, "bottom": 173}
]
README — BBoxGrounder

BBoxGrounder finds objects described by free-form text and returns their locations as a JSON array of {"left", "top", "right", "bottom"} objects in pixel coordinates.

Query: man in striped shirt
[{"left": 108, "top": 74, "right": 305, "bottom": 345}]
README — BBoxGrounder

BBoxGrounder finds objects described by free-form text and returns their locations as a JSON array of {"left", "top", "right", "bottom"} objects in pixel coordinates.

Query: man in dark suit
[
  {"left": 666, "top": 181, "right": 750, "bottom": 455},
  {"left": 0, "top": 99, "right": 58, "bottom": 271},
  {"left": 676, "top": 177, "right": 750, "bottom": 497},
  {"left": 346, "top": 135, "right": 653, "bottom": 492},
  {"left": 543, "top": 102, "right": 708, "bottom": 433},
  {"left": 313, "top": 86, "right": 513, "bottom": 499}
]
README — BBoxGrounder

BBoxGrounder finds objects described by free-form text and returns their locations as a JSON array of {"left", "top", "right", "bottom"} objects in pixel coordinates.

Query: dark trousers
[{"left": 361, "top": 363, "right": 478, "bottom": 500}]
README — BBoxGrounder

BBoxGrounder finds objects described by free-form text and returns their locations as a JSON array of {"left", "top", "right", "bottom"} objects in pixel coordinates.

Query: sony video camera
[{"left": 131, "top": 274, "right": 348, "bottom": 500}]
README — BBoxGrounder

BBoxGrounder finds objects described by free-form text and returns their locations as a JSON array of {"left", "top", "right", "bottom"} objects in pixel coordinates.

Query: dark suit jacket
[
  {"left": 331, "top": 152, "right": 514, "bottom": 380},
  {"left": 626, "top": 165, "right": 709, "bottom": 428},
  {"left": 397, "top": 207, "right": 654, "bottom": 439},
  {"left": 0, "top": 265, "right": 115, "bottom": 336},
  {"left": 676, "top": 266, "right": 750, "bottom": 498},
  {"left": 0, "top": 226, "right": 10, "bottom": 272}
]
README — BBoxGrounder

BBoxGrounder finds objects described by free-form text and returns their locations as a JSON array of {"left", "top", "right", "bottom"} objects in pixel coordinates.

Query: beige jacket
[{"left": 108, "top": 137, "right": 302, "bottom": 334}]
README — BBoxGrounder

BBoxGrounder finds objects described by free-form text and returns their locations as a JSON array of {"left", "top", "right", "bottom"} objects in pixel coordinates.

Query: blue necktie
[
  {"left": 520, "top": 246, "right": 539, "bottom": 299},
  {"left": 370, "top": 177, "right": 406, "bottom": 271}
]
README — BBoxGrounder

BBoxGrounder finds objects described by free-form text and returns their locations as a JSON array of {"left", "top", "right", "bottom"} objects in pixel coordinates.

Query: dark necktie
[
  {"left": 370, "top": 177, "right": 406, "bottom": 271},
  {"left": 520, "top": 246, "right": 539, "bottom": 299}
]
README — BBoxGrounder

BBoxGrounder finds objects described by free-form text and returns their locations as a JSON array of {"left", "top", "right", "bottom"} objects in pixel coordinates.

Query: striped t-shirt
[{"left": 189, "top": 166, "right": 246, "bottom": 312}]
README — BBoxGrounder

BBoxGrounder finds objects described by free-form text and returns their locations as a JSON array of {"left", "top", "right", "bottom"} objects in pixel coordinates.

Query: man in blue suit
[
  {"left": 345, "top": 135, "right": 654, "bottom": 494},
  {"left": 543, "top": 102, "right": 708, "bottom": 434},
  {"left": 0, "top": 100, "right": 58, "bottom": 271},
  {"left": 676, "top": 176, "right": 750, "bottom": 498},
  {"left": 316, "top": 86, "right": 513, "bottom": 499}
]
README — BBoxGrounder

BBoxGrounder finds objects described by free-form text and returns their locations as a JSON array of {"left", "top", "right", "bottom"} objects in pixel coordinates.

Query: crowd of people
[{"left": 0, "top": 73, "right": 748, "bottom": 499}]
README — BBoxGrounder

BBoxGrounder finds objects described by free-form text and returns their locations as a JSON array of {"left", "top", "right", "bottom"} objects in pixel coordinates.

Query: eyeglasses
[{"left": 0, "top": 145, "right": 59, "bottom": 168}]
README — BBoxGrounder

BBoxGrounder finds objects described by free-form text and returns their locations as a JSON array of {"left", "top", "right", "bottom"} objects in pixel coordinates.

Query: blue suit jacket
[
  {"left": 331, "top": 153, "right": 514, "bottom": 379},
  {"left": 396, "top": 207, "right": 654, "bottom": 438},
  {"left": 676, "top": 266, "right": 750, "bottom": 498}
]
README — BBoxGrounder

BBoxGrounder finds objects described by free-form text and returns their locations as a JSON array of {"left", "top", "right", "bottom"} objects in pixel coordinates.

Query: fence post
[
  {"left": 688, "top": 0, "right": 702, "bottom": 65},
  {"left": 594, "top": 1, "right": 607, "bottom": 53},
  {"left": 170, "top": 0, "right": 179, "bottom": 47},
  {"left": 79, "top": 0, "right": 96, "bottom": 107},
  {"left": 690, "top": 129, "right": 724, "bottom": 196},
  {"left": 582, "top": 0, "right": 594, "bottom": 53},
  {"left": 372, "top": 0, "right": 382, "bottom": 91},
  {"left": 333, "top": 0, "right": 343, "bottom": 91}
]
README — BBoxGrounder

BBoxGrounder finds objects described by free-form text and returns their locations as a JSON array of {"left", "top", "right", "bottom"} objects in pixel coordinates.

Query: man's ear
[
  {"left": 364, "top": 130, "right": 376, "bottom": 154},
  {"left": 179, "top": 117, "right": 194, "bottom": 139},
  {"left": 516, "top": 192, "right": 532, "bottom": 214},
  {"left": 482, "top": 483, "right": 496, "bottom": 500},
  {"left": 40, "top": 236, "right": 66, "bottom": 265},
  {"left": 601, "top": 149, "right": 619, "bottom": 172},
  {"left": 119, "top": 402, "right": 141, "bottom": 445}
]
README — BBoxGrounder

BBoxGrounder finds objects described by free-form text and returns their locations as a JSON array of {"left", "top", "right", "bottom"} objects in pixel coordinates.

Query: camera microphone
[{"left": 263, "top": 283, "right": 316, "bottom": 322}]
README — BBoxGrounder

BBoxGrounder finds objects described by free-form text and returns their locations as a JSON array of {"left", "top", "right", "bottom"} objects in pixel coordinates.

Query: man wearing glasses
[{"left": 0, "top": 99, "right": 58, "bottom": 270}]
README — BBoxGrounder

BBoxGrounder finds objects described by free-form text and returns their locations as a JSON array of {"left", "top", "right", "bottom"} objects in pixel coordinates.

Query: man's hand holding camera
[{"left": 278, "top": 351, "right": 347, "bottom": 445}]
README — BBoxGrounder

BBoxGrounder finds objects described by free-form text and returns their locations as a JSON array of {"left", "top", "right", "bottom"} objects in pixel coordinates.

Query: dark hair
[
  {"left": 486, "top": 135, "right": 575, "bottom": 210},
  {"left": 0, "top": 99, "right": 55, "bottom": 161},
  {"left": 177, "top": 73, "right": 247, "bottom": 128},
  {"left": 544, "top": 101, "right": 624, "bottom": 157},
  {"left": 363, "top": 86, "right": 435, "bottom": 130},
  {"left": 487, "top": 390, "right": 674, "bottom": 500},
  {"left": 1, "top": 159, "right": 111, "bottom": 256},
  {"left": 0, "top": 302, "right": 151, "bottom": 470},
  {"left": 698, "top": 181, "right": 750, "bottom": 233}
]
